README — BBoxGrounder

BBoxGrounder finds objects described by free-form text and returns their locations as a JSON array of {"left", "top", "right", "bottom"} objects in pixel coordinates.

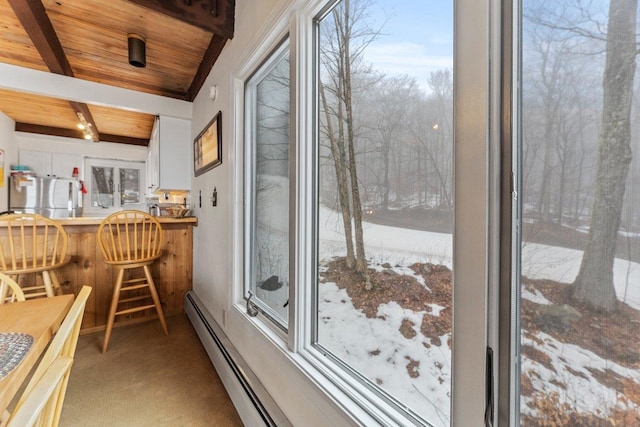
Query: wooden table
[{"left": 0, "top": 295, "right": 74, "bottom": 414}]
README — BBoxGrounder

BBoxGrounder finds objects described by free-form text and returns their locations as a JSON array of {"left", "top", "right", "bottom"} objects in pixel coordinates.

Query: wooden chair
[
  {"left": 13, "top": 285, "right": 91, "bottom": 426},
  {"left": 6, "top": 357, "right": 74, "bottom": 427},
  {"left": 0, "top": 272, "right": 25, "bottom": 303},
  {"left": 0, "top": 213, "right": 70, "bottom": 299},
  {"left": 97, "top": 210, "right": 168, "bottom": 353}
]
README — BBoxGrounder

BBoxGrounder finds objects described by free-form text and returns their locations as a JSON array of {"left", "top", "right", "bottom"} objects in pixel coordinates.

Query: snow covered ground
[{"left": 317, "top": 206, "right": 640, "bottom": 426}]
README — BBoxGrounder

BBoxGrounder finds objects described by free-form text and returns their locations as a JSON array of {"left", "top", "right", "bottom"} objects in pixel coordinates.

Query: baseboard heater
[{"left": 185, "top": 291, "right": 288, "bottom": 427}]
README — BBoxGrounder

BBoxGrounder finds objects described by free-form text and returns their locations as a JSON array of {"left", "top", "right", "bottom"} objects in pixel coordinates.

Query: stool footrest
[
  {"left": 122, "top": 277, "right": 147, "bottom": 285},
  {"left": 118, "top": 294, "right": 152, "bottom": 304},
  {"left": 121, "top": 283, "right": 151, "bottom": 292},
  {"left": 115, "top": 304, "right": 156, "bottom": 316}
]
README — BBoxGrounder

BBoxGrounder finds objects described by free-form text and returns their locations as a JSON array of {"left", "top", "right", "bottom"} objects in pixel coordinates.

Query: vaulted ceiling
[{"left": 0, "top": 0, "right": 234, "bottom": 146}]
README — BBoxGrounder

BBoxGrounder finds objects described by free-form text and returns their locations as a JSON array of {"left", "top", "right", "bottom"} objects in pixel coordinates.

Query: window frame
[
  {"left": 83, "top": 157, "right": 146, "bottom": 216},
  {"left": 243, "top": 37, "right": 292, "bottom": 331},
  {"left": 231, "top": 0, "right": 497, "bottom": 424},
  {"left": 498, "top": 0, "right": 518, "bottom": 425}
]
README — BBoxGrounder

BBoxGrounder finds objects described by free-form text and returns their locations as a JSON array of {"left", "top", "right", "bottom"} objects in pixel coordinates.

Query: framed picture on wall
[{"left": 194, "top": 111, "right": 222, "bottom": 176}]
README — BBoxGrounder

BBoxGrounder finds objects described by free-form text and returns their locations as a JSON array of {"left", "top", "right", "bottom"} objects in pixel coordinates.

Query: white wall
[
  {"left": 16, "top": 132, "right": 147, "bottom": 167},
  {"left": 190, "top": 1, "right": 365, "bottom": 425},
  {"left": 0, "top": 113, "right": 18, "bottom": 211}
]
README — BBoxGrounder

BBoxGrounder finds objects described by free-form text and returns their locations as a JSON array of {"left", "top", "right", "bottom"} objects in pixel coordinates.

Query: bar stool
[
  {"left": 97, "top": 210, "right": 168, "bottom": 352},
  {"left": 0, "top": 213, "right": 70, "bottom": 299}
]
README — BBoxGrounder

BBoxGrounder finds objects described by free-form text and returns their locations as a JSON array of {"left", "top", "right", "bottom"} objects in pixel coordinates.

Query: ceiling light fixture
[
  {"left": 128, "top": 33, "right": 146, "bottom": 68},
  {"left": 77, "top": 112, "right": 95, "bottom": 140}
]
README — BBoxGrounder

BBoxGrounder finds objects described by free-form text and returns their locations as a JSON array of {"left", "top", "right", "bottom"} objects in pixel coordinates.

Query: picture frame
[{"left": 194, "top": 111, "right": 222, "bottom": 176}]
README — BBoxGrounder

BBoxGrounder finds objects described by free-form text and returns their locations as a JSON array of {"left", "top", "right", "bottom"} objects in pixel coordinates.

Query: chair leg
[
  {"left": 102, "top": 268, "right": 125, "bottom": 353},
  {"left": 42, "top": 271, "right": 55, "bottom": 297},
  {"left": 143, "top": 265, "right": 169, "bottom": 336},
  {"left": 49, "top": 270, "right": 62, "bottom": 295}
]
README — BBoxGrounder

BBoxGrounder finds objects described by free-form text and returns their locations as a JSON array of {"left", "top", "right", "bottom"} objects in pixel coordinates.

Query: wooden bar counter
[{"left": 2, "top": 216, "right": 197, "bottom": 334}]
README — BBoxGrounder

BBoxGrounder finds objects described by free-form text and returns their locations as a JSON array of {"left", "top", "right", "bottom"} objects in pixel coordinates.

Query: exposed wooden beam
[
  {"left": 16, "top": 122, "right": 87, "bottom": 140},
  {"left": 7, "top": 0, "right": 72, "bottom": 75},
  {"left": 15, "top": 123, "right": 148, "bottom": 147},
  {"left": 128, "top": 0, "right": 235, "bottom": 40},
  {"left": 185, "top": 34, "right": 227, "bottom": 101},
  {"left": 99, "top": 133, "right": 149, "bottom": 147},
  {"left": 8, "top": 0, "right": 100, "bottom": 141}
]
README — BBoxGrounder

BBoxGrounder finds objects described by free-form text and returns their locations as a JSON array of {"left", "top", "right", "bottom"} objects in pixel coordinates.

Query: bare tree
[
  {"left": 529, "top": 33, "right": 570, "bottom": 222},
  {"left": 406, "top": 70, "right": 453, "bottom": 211},
  {"left": 573, "top": 0, "right": 637, "bottom": 311},
  {"left": 368, "top": 75, "right": 418, "bottom": 211},
  {"left": 427, "top": 70, "right": 453, "bottom": 209},
  {"left": 319, "top": 0, "right": 383, "bottom": 288},
  {"left": 524, "top": 0, "right": 637, "bottom": 311}
]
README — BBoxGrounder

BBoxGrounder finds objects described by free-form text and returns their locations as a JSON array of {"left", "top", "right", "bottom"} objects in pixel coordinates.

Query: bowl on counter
[{"left": 166, "top": 206, "right": 190, "bottom": 218}]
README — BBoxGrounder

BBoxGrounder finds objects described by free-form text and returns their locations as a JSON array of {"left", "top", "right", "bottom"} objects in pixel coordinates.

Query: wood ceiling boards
[{"left": 0, "top": 0, "right": 234, "bottom": 146}]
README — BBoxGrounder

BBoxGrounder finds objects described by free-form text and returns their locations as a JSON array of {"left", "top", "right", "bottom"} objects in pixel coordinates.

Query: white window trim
[
  {"left": 450, "top": 0, "right": 494, "bottom": 424},
  {"left": 243, "top": 37, "right": 291, "bottom": 331},
  {"left": 232, "top": 0, "right": 295, "bottom": 338}
]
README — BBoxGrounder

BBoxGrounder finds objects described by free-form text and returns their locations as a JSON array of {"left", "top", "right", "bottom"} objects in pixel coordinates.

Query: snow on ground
[
  {"left": 318, "top": 206, "right": 453, "bottom": 269},
  {"left": 521, "top": 331, "right": 640, "bottom": 418},
  {"left": 522, "top": 242, "right": 640, "bottom": 310},
  {"left": 521, "top": 286, "right": 552, "bottom": 305},
  {"left": 317, "top": 206, "right": 640, "bottom": 425},
  {"left": 318, "top": 282, "right": 452, "bottom": 426}
]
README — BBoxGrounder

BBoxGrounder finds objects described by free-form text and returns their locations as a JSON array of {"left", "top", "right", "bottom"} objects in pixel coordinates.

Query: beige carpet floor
[{"left": 59, "top": 314, "right": 243, "bottom": 427}]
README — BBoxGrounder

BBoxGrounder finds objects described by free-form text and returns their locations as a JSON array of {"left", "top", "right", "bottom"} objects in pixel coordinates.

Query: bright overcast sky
[{"left": 365, "top": 0, "right": 453, "bottom": 92}]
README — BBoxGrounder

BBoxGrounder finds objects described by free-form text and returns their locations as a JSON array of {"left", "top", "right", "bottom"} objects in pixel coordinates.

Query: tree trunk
[
  {"left": 320, "top": 81, "right": 356, "bottom": 269},
  {"left": 342, "top": 0, "right": 370, "bottom": 287},
  {"left": 556, "top": 159, "right": 566, "bottom": 225},
  {"left": 537, "top": 101, "right": 555, "bottom": 222},
  {"left": 573, "top": 0, "right": 637, "bottom": 312},
  {"left": 381, "top": 134, "right": 391, "bottom": 211}
]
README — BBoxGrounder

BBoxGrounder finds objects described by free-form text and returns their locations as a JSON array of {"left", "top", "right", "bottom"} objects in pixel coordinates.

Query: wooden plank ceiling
[{"left": 0, "top": 0, "right": 234, "bottom": 146}]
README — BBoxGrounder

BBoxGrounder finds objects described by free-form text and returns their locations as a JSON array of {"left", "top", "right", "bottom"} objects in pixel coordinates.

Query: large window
[
  {"left": 237, "top": 0, "right": 486, "bottom": 424},
  {"left": 314, "top": 1, "right": 453, "bottom": 425},
  {"left": 244, "top": 40, "right": 291, "bottom": 329},
  {"left": 513, "top": 0, "right": 640, "bottom": 424}
]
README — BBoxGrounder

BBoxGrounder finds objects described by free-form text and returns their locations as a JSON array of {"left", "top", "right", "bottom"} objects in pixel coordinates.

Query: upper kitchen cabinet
[
  {"left": 147, "top": 116, "right": 191, "bottom": 194},
  {"left": 19, "top": 150, "right": 82, "bottom": 178}
]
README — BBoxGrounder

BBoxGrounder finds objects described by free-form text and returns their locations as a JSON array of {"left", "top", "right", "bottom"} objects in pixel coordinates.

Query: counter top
[{"left": 53, "top": 216, "right": 198, "bottom": 226}]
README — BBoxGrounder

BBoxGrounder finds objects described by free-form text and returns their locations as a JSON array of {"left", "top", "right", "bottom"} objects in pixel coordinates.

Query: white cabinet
[
  {"left": 146, "top": 124, "right": 160, "bottom": 194},
  {"left": 19, "top": 150, "right": 81, "bottom": 178},
  {"left": 146, "top": 116, "right": 191, "bottom": 194}
]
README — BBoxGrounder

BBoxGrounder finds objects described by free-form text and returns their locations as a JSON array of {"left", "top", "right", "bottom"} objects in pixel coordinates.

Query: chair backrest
[
  {"left": 97, "top": 210, "right": 164, "bottom": 264},
  {"left": 17, "top": 286, "right": 92, "bottom": 410},
  {"left": 7, "top": 357, "right": 74, "bottom": 427},
  {"left": 0, "top": 272, "right": 25, "bottom": 303},
  {"left": 0, "top": 213, "right": 68, "bottom": 273}
]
